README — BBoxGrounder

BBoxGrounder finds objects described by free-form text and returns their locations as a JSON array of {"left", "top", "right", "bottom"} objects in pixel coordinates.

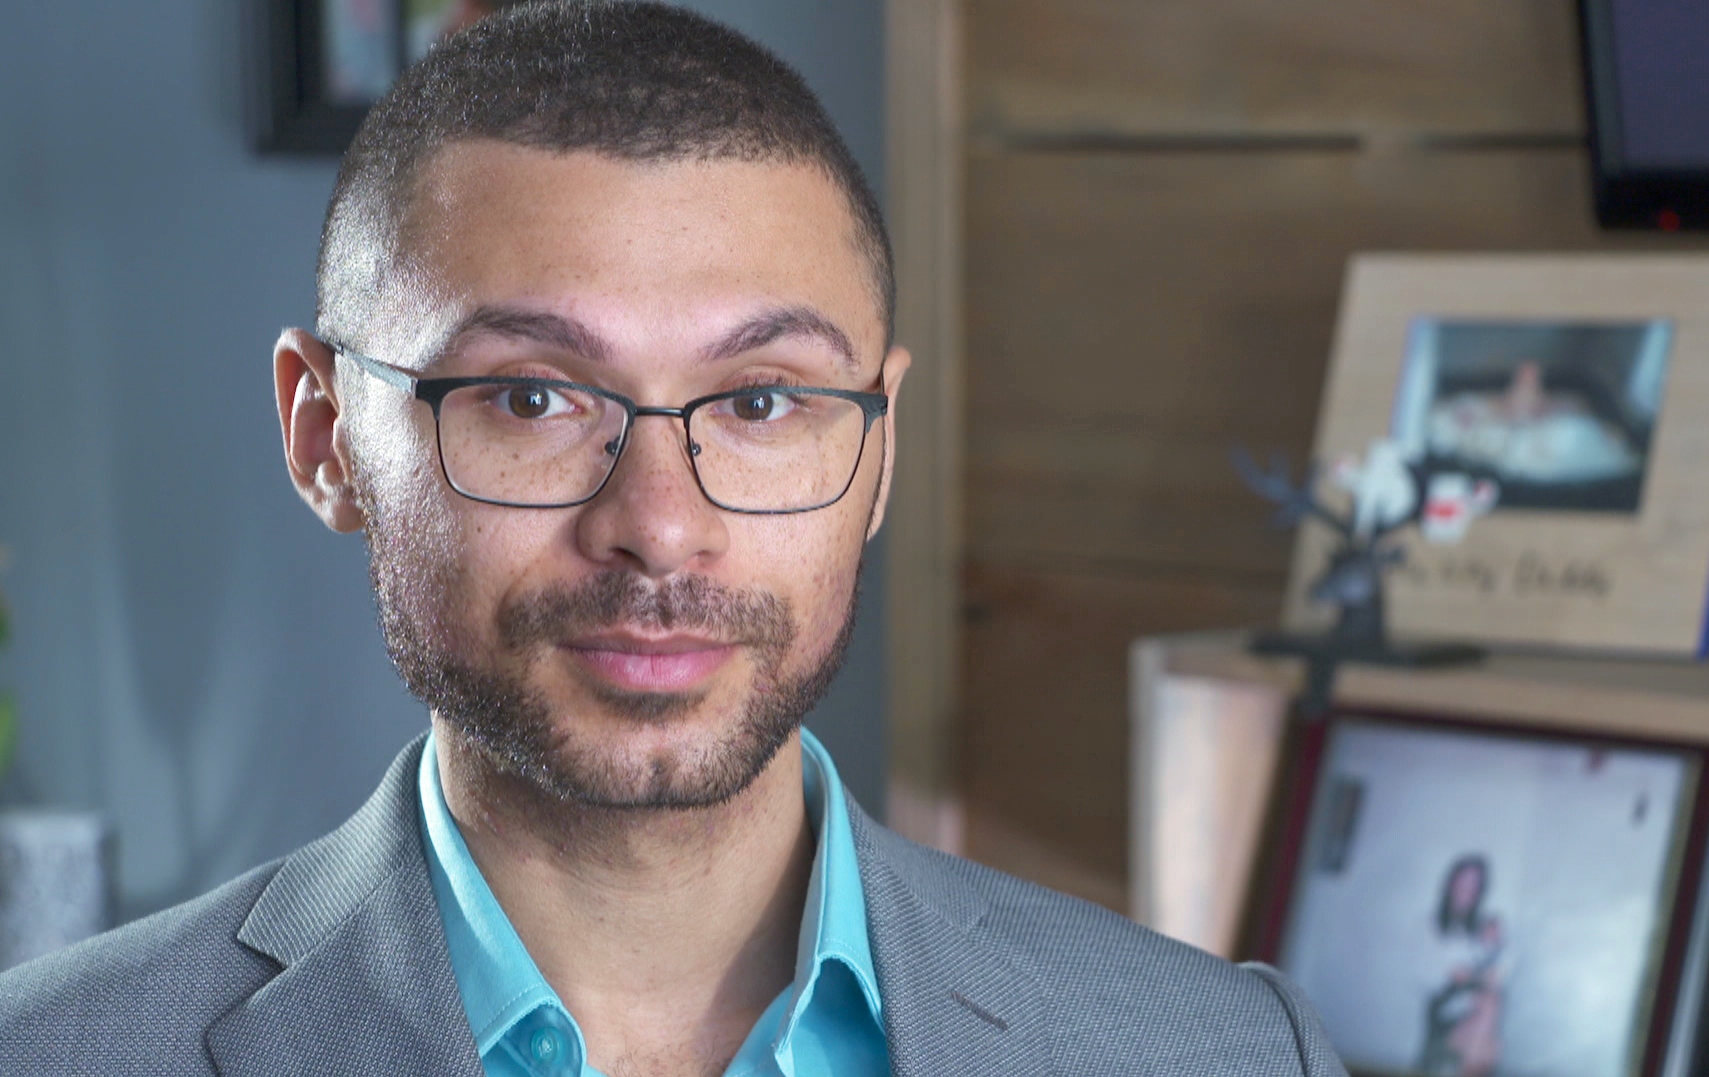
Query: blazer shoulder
[
  {"left": 855, "top": 813, "right": 1211, "bottom": 972},
  {"left": 869, "top": 822, "right": 1245, "bottom": 986},
  {"left": 856, "top": 818, "right": 1348, "bottom": 1076},
  {"left": 0, "top": 859, "right": 284, "bottom": 1073}
]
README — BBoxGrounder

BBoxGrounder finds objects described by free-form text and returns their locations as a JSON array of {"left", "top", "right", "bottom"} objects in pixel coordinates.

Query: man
[{"left": 0, "top": 4, "right": 1349, "bottom": 1075}]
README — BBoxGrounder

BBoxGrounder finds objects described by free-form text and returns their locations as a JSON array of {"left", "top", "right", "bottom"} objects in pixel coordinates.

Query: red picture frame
[{"left": 1248, "top": 707, "right": 1709, "bottom": 1077}]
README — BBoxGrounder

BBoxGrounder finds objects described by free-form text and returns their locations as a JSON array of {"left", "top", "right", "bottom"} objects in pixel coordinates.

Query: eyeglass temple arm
[{"left": 335, "top": 347, "right": 418, "bottom": 393}]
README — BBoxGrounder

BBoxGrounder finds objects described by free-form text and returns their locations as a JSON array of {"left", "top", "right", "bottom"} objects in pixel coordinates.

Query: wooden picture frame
[
  {"left": 1284, "top": 254, "right": 1709, "bottom": 656},
  {"left": 1249, "top": 707, "right": 1709, "bottom": 1077}
]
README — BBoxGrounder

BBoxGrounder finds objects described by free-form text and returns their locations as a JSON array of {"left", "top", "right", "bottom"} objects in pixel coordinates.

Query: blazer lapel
[
  {"left": 207, "top": 736, "right": 482, "bottom": 1077},
  {"left": 208, "top": 743, "right": 1054, "bottom": 1077},
  {"left": 848, "top": 799, "right": 1060, "bottom": 1077}
]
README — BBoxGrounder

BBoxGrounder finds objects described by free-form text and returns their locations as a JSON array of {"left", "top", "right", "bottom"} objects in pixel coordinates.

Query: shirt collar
[
  {"left": 774, "top": 731, "right": 883, "bottom": 1050},
  {"left": 419, "top": 733, "right": 564, "bottom": 1055},
  {"left": 418, "top": 728, "right": 882, "bottom": 1070}
]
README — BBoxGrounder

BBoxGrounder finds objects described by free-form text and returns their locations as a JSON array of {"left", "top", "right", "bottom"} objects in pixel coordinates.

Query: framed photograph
[
  {"left": 255, "top": 0, "right": 520, "bottom": 154},
  {"left": 1283, "top": 254, "right": 1709, "bottom": 655},
  {"left": 1394, "top": 318, "right": 1670, "bottom": 515},
  {"left": 1251, "top": 710, "right": 1709, "bottom": 1077}
]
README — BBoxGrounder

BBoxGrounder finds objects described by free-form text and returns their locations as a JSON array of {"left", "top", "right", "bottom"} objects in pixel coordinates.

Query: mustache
[{"left": 497, "top": 572, "right": 794, "bottom": 651}]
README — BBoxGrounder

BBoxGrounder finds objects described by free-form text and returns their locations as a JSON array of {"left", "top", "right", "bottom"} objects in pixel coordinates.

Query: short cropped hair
[{"left": 316, "top": 0, "right": 894, "bottom": 355}]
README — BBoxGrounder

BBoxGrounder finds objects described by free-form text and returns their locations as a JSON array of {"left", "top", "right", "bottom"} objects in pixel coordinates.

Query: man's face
[{"left": 344, "top": 143, "right": 903, "bottom": 809}]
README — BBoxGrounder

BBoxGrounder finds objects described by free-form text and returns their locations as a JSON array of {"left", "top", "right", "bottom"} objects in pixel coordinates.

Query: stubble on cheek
[
  {"left": 352, "top": 436, "right": 870, "bottom": 809},
  {"left": 351, "top": 451, "right": 502, "bottom": 708}
]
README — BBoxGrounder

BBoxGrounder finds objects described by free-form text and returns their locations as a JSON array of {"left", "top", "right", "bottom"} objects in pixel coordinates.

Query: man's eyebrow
[
  {"left": 699, "top": 306, "right": 858, "bottom": 370},
  {"left": 435, "top": 306, "right": 614, "bottom": 366},
  {"left": 430, "top": 303, "right": 857, "bottom": 371}
]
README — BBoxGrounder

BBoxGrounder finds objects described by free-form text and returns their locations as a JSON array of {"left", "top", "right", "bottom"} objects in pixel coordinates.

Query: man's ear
[
  {"left": 865, "top": 345, "right": 911, "bottom": 542},
  {"left": 275, "top": 329, "right": 365, "bottom": 533}
]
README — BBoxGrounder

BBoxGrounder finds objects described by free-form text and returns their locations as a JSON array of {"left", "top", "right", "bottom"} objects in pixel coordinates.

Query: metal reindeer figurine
[{"left": 1236, "top": 439, "right": 1494, "bottom": 714}]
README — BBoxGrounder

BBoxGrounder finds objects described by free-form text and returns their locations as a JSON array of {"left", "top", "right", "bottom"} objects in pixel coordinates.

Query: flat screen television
[{"left": 1579, "top": 0, "right": 1709, "bottom": 230}]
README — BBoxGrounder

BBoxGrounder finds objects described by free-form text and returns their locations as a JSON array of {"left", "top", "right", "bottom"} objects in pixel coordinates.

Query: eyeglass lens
[{"left": 436, "top": 384, "right": 871, "bottom": 511}]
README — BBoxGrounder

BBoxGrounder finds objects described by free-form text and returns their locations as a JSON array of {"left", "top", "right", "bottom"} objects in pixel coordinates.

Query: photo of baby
[{"left": 1390, "top": 319, "right": 1672, "bottom": 514}]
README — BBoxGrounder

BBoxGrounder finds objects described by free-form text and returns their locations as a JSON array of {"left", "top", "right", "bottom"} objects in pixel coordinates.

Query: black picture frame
[
  {"left": 254, "top": 0, "right": 398, "bottom": 155},
  {"left": 1248, "top": 708, "right": 1709, "bottom": 1077}
]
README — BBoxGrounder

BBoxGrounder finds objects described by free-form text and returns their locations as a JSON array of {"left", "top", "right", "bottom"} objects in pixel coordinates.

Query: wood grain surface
[
  {"left": 946, "top": 0, "right": 1700, "bottom": 908},
  {"left": 968, "top": 0, "right": 1584, "bottom": 140}
]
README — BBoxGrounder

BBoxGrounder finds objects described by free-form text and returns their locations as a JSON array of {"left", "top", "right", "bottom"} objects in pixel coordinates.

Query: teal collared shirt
[{"left": 418, "top": 729, "right": 887, "bottom": 1077}]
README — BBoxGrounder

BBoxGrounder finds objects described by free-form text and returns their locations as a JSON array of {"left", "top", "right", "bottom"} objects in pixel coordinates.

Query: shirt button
[{"left": 530, "top": 1027, "right": 565, "bottom": 1065}]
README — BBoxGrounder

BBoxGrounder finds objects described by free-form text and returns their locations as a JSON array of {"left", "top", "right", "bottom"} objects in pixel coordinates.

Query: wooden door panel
[
  {"left": 966, "top": 146, "right": 1643, "bottom": 581},
  {"left": 960, "top": 562, "right": 1282, "bottom": 908},
  {"left": 967, "top": 0, "right": 1583, "bottom": 139},
  {"left": 959, "top": 143, "right": 1674, "bottom": 903}
]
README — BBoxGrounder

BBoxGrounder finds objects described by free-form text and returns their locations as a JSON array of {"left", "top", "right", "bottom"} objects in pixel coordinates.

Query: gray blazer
[{"left": 0, "top": 738, "right": 1348, "bottom": 1076}]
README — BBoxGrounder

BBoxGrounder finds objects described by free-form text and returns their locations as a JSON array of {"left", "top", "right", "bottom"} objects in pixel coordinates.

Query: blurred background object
[
  {"left": 915, "top": 0, "right": 1709, "bottom": 914},
  {"left": 0, "top": 813, "right": 114, "bottom": 971}
]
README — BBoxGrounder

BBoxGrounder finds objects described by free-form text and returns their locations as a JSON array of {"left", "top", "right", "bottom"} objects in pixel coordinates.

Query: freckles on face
[
  {"left": 412, "top": 145, "right": 887, "bottom": 367},
  {"left": 730, "top": 417, "right": 885, "bottom": 671},
  {"left": 397, "top": 149, "right": 884, "bottom": 635},
  {"left": 745, "top": 514, "right": 863, "bottom": 658},
  {"left": 355, "top": 146, "right": 892, "bottom": 794}
]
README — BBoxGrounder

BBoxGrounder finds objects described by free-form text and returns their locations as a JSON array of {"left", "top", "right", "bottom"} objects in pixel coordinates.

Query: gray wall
[{"left": 0, "top": 0, "right": 885, "bottom": 922}]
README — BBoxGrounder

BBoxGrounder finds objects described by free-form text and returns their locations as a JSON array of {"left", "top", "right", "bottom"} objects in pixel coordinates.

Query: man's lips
[{"left": 561, "top": 633, "right": 737, "bottom": 693}]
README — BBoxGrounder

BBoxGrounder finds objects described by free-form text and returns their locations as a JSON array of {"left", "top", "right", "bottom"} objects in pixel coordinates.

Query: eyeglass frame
[{"left": 330, "top": 344, "right": 891, "bottom": 515}]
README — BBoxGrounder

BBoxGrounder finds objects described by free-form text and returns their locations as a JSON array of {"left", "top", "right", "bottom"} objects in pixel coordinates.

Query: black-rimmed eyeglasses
[{"left": 334, "top": 347, "right": 888, "bottom": 515}]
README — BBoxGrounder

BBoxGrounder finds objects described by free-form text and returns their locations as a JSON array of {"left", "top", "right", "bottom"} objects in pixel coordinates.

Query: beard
[{"left": 357, "top": 479, "right": 860, "bottom": 811}]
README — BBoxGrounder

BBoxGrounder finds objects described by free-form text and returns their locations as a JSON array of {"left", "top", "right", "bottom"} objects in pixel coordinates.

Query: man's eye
[
  {"left": 504, "top": 386, "right": 570, "bottom": 419},
  {"left": 727, "top": 391, "right": 797, "bottom": 422}
]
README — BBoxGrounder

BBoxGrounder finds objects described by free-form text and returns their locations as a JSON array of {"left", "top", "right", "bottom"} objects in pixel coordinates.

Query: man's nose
[{"left": 571, "top": 415, "right": 729, "bottom": 577}]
